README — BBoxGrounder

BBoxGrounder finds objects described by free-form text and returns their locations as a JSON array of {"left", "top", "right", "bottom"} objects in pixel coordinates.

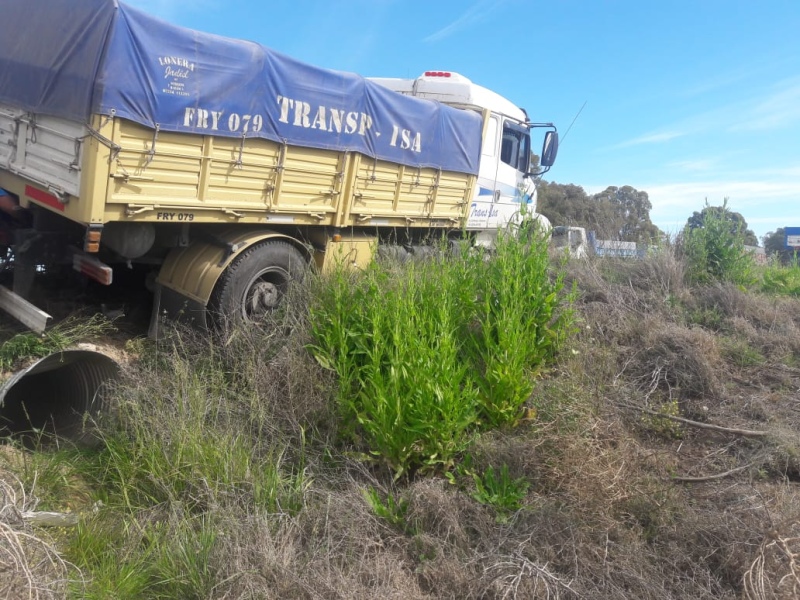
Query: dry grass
[
  {"left": 4, "top": 245, "right": 800, "bottom": 598},
  {"left": 0, "top": 466, "right": 73, "bottom": 599},
  {"left": 744, "top": 517, "right": 800, "bottom": 600},
  {"left": 550, "top": 248, "right": 800, "bottom": 598}
]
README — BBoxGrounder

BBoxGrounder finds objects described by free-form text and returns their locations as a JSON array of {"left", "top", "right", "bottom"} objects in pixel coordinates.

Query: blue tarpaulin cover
[{"left": 0, "top": 0, "right": 481, "bottom": 174}]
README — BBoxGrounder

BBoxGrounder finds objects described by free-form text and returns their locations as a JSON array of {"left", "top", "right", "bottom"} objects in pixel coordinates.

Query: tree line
[
  {"left": 537, "top": 180, "right": 793, "bottom": 262},
  {"left": 537, "top": 182, "right": 660, "bottom": 243}
]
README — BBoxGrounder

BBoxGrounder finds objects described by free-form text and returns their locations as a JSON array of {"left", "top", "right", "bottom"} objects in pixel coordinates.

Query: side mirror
[{"left": 540, "top": 131, "right": 559, "bottom": 168}]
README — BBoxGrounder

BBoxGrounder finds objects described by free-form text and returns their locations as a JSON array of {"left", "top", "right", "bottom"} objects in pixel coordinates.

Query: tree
[
  {"left": 538, "top": 182, "right": 594, "bottom": 226},
  {"left": 686, "top": 203, "right": 758, "bottom": 246},
  {"left": 530, "top": 152, "right": 540, "bottom": 173},
  {"left": 592, "top": 185, "right": 661, "bottom": 243},
  {"left": 537, "top": 182, "right": 662, "bottom": 242},
  {"left": 763, "top": 228, "right": 797, "bottom": 265}
]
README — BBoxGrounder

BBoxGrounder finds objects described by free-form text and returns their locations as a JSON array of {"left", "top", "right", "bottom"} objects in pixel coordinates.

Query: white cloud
[
  {"left": 729, "top": 78, "right": 800, "bottom": 132},
  {"left": 768, "top": 164, "right": 800, "bottom": 178},
  {"left": 423, "top": 0, "right": 506, "bottom": 43},
  {"left": 608, "top": 130, "right": 686, "bottom": 149},
  {"left": 665, "top": 159, "right": 720, "bottom": 173},
  {"left": 641, "top": 180, "right": 800, "bottom": 239},
  {"left": 678, "top": 66, "right": 760, "bottom": 99},
  {"left": 646, "top": 180, "right": 799, "bottom": 203},
  {"left": 606, "top": 75, "right": 800, "bottom": 156}
]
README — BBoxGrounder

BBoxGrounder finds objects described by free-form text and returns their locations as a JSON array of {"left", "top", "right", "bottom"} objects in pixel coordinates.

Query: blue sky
[{"left": 125, "top": 0, "right": 800, "bottom": 242}]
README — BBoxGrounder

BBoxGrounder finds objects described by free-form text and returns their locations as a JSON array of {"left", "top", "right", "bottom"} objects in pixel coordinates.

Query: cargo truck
[
  {"left": 0, "top": 0, "right": 558, "bottom": 332},
  {"left": 551, "top": 226, "right": 642, "bottom": 259}
]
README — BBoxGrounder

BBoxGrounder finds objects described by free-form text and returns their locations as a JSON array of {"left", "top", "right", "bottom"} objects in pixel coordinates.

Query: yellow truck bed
[{"left": 1, "top": 109, "right": 476, "bottom": 232}]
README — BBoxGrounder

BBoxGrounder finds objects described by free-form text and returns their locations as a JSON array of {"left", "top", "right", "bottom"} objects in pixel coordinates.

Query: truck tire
[{"left": 209, "top": 240, "right": 305, "bottom": 325}]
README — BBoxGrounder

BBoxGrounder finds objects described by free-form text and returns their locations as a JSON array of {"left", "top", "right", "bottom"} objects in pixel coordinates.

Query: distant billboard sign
[{"left": 787, "top": 227, "right": 800, "bottom": 248}]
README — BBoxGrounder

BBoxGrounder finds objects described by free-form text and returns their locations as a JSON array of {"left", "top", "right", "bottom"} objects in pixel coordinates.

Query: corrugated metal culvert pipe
[{"left": 0, "top": 350, "right": 120, "bottom": 446}]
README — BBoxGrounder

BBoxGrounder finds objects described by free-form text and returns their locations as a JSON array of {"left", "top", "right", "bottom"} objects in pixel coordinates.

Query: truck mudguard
[
  {"left": 155, "top": 229, "right": 310, "bottom": 306},
  {"left": 0, "top": 0, "right": 482, "bottom": 175}
]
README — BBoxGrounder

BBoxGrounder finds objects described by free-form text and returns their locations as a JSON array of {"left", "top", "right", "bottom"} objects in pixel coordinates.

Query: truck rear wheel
[{"left": 209, "top": 240, "right": 305, "bottom": 325}]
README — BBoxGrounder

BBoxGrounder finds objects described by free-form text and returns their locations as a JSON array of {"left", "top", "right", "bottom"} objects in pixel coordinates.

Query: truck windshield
[{"left": 500, "top": 121, "right": 531, "bottom": 173}]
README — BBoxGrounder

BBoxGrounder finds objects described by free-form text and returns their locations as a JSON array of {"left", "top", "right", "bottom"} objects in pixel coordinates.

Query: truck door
[
  {"left": 486, "top": 118, "right": 531, "bottom": 230},
  {"left": 467, "top": 113, "right": 501, "bottom": 230}
]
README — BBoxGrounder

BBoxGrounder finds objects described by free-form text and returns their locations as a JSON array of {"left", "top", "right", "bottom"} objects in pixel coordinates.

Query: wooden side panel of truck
[{"left": 1, "top": 108, "right": 476, "bottom": 232}]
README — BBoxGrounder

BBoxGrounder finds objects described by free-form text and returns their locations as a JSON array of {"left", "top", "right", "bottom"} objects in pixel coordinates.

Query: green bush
[
  {"left": 467, "top": 223, "right": 574, "bottom": 428},
  {"left": 468, "top": 464, "right": 530, "bottom": 519},
  {"left": 682, "top": 201, "right": 756, "bottom": 286},
  {"left": 640, "top": 399, "right": 684, "bottom": 440},
  {"left": 363, "top": 486, "right": 409, "bottom": 529},
  {"left": 309, "top": 223, "right": 574, "bottom": 478},
  {"left": 309, "top": 248, "right": 480, "bottom": 478},
  {"left": 445, "top": 454, "right": 529, "bottom": 521}
]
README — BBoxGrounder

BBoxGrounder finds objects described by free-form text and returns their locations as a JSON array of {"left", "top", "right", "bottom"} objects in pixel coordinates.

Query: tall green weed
[
  {"left": 682, "top": 201, "right": 756, "bottom": 286},
  {"left": 309, "top": 250, "right": 479, "bottom": 477},
  {"left": 468, "top": 224, "right": 573, "bottom": 427},
  {"left": 309, "top": 224, "right": 574, "bottom": 477}
]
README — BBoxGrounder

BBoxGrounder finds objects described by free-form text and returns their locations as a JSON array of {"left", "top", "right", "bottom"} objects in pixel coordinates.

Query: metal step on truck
[{"left": 0, "top": 0, "right": 557, "bottom": 333}]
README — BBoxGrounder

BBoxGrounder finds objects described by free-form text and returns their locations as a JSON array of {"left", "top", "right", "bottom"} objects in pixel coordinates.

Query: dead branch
[
  {"left": 618, "top": 402, "right": 769, "bottom": 438},
  {"left": 22, "top": 511, "right": 79, "bottom": 527},
  {"left": 670, "top": 460, "right": 762, "bottom": 483}
]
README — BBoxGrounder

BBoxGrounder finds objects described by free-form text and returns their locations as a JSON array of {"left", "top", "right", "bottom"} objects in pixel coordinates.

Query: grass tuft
[{"left": 0, "top": 315, "right": 114, "bottom": 372}]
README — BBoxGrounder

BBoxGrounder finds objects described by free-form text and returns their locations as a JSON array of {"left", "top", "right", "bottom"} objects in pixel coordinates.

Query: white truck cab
[
  {"left": 551, "top": 226, "right": 590, "bottom": 259},
  {"left": 369, "top": 71, "right": 557, "bottom": 245}
]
